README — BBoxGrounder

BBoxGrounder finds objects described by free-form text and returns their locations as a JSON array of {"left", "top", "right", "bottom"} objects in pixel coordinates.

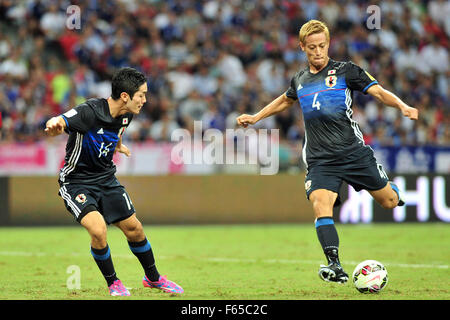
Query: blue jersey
[
  {"left": 59, "top": 98, "right": 133, "bottom": 185},
  {"left": 285, "top": 59, "right": 378, "bottom": 169}
]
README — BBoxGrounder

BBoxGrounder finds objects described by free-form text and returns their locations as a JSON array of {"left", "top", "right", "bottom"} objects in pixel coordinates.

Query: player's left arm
[
  {"left": 115, "top": 136, "right": 131, "bottom": 157},
  {"left": 366, "top": 84, "right": 418, "bottom": 120}
]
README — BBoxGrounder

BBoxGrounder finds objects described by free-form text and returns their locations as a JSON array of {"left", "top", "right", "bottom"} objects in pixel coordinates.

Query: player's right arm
[
  {"left": 45, "top": 116, "right": 67, "bottom": 136},
  {"left": 236, "top": 93, "right": 295, "bottom": 128},
  {"left": 45, "top": 103, "right": 95, "bottom": 136}
]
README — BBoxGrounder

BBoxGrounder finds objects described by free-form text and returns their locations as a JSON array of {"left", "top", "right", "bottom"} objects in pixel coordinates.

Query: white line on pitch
[
  {"left": 0, "top": 251, "right": 447, "bottom": 269},
  {"left": 196, "top": 257, "right": 449, "bottom": 269}
]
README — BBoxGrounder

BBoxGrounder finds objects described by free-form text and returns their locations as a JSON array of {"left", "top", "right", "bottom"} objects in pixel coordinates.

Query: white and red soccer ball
[{"left": 352, "top": 260, "right": 388, "bottom": 293}]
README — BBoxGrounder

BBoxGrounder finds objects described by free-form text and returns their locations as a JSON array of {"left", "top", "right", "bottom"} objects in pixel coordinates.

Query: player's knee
[
  {"left": 89, "top": 225, "right": 107, "bottom": 244},
  {"left": 125, "top": 220, "right": 144, "bottom": 240},
  {"left": 312, "top": 198, "right": 333, "bottom": 218}
]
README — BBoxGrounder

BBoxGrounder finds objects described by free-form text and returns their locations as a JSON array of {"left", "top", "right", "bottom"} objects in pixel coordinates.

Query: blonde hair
[{"left": 299, "top": 20, "right": 330, "bottom": 44}]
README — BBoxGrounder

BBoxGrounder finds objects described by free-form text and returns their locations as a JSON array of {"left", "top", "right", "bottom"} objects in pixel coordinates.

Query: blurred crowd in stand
[{"left": 0, "top": 0, "right": 448, "bottom": 158}]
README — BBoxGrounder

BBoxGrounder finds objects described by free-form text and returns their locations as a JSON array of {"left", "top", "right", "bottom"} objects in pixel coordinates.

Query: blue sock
[
  {"left": 128, "top": 238, "right": 160, "bottom": 281},
  {"left": 389, "top": 182, "right": 404, "bottom": 205},
  {"left": 315, "top": 217, "right": 340, "bottom": 264},
  {"left": 91, "top": 244, "right": 118, "bottom": 286}
]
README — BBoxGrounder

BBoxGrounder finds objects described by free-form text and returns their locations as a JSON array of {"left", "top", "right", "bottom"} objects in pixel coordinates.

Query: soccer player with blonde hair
[{"left": 237, "top": 20, "right": 418, "bottom": 283}]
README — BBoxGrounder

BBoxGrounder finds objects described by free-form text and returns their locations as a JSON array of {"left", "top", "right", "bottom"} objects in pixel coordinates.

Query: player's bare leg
[
  {"left": 310, "top": 189, "right": 348, "bottom": 283},
  {"left": 369, "top": 182, "right": 404, "bottom": 209},
  {"left": 310, "top": 189, "right": 338, "bottom": 219},
  {"left": 81, "top": 211, "right": 108, "bottom": 248},
  {"left": 114, "top": 213, "right": 146, "bottom": 242},
  {"left": 115, "top": 214, "right": 184, "bottom": 294},
  {"left": 81, "top": 211, "right": 129, "bottom": 295}
]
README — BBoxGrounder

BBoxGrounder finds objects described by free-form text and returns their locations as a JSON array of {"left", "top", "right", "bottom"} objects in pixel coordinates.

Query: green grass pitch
[{"left": 0, "top": 223, "right": 448, "bottom": 300}]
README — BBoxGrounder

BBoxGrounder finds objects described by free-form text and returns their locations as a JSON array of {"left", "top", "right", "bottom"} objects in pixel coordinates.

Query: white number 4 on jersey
[{"left": 312, "top": 93, "right": 321, "bottom": 110}]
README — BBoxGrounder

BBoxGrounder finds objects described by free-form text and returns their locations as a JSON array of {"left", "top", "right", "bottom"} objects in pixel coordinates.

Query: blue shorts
[{"left": 304, "top": 158, "right": 389, "bottom": 207}]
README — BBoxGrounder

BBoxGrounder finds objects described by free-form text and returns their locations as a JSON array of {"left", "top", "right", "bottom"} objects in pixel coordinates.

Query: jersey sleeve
[
  {"left": 285, "top": 76, "right": 299, "bottom": 101},
  {"left": 61, "top": 102, "right": 96, "bottom": 134},
  {"left": 345, "top": 61, "right": 378, "bottom": 94}
]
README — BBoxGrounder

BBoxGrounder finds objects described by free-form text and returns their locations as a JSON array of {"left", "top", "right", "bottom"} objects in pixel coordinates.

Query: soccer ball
[{"left": 352, "top": 260, "right": 388, "bottom": 293}]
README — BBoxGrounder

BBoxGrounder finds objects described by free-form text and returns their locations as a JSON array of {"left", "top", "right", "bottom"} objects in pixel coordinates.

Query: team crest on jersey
[
  {"left": 75, "top": 194, "right": 87, "bottom": 204},
  {"left": 325, "top": 75, "right": 337, "bottom": 88}
]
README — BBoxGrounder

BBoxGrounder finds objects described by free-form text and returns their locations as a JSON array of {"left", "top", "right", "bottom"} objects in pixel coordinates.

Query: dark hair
[{"left": 111, "top": 67, "right": 147, "bottom": 100}]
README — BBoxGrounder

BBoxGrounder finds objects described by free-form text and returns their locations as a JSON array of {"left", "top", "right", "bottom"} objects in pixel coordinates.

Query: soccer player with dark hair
[
  {"left": 45, "top": 67, "right": 183, "bottom": 296},
  {"left": 237, "top": 20, "right": 418, "bottom": 284}
]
